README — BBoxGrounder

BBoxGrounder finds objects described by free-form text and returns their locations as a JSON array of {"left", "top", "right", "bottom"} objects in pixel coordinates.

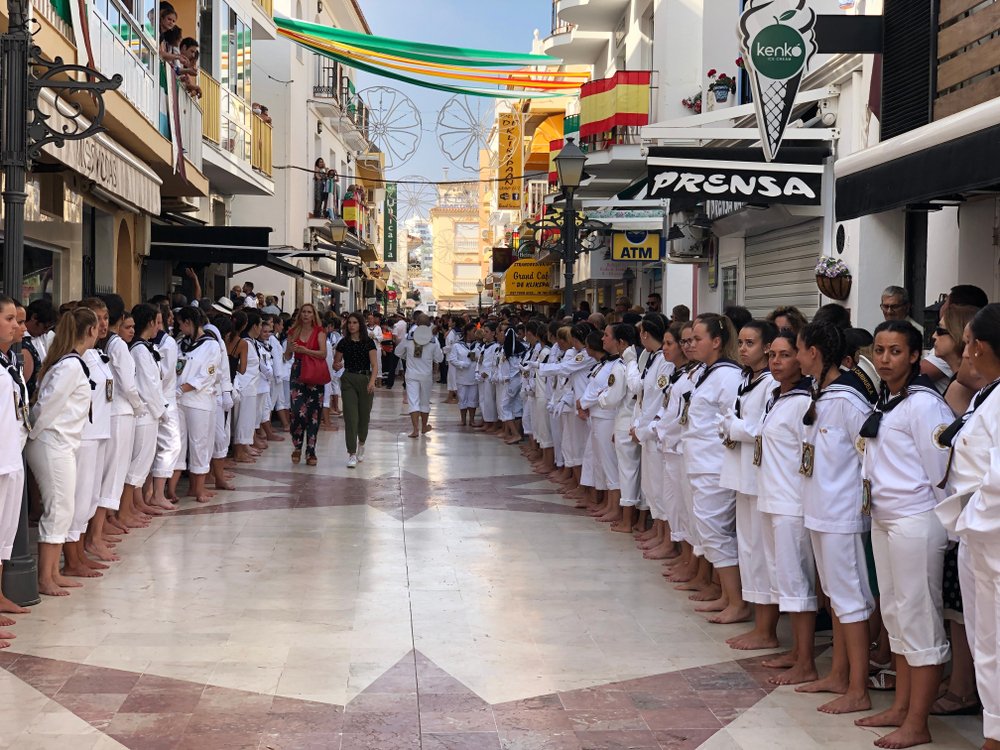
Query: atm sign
[{"left": 612, "top": 231, "right": 663, "bottom": 262}]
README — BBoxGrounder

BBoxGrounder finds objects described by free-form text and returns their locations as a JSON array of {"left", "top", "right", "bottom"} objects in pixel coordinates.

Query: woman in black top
[{"left": 334, "top": 312, "right": 377, "bottom": 467}]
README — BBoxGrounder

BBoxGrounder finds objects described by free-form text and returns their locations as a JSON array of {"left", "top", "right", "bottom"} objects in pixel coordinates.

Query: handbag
[{"left": 293, "top": 327, "right": 331, "bottom": 386}]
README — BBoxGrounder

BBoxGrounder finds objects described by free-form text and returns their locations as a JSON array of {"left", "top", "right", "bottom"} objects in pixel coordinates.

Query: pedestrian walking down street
[
  {"left": 334, "top": 312, "right": 377, "bottom": 468},
  {"left": 285, "top": 303, "right": 328, "bottom": 466}
]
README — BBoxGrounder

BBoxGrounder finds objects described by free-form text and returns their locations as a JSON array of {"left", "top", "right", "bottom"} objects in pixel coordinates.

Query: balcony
[
  {"left": 201, "top": 73, "right": 222, "bottom": 144},
  {"left": 542, "top": 18, "right": 609, "bottom": 66},
  {"left": 175, "top": 85, "right": 203, "bottom": 174},
  {"left": 312, "top": 56, "right": 345, "bottom": 117},
  {"left": 341, "top": 94, "right": 372, "bottom": 152},
  {"left": 250, "top": 0, "right": 278, "bottom": 40},
  {"left": 88, "top": 0, "right": 160, "bottom": 126},
  {"left": 251, "top": 113, "right": 273, "bottom": 178},
  {"left": 555, "top": 0, "right": 631, "bottom": 32}
]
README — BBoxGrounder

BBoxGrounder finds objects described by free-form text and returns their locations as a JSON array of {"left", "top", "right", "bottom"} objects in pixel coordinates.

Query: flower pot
[
  {"left": 816, "top": 274, "right": 852, "bottom": 301},
  {"left": 711, "top": 85, "right": 731, "bottom": 103}
]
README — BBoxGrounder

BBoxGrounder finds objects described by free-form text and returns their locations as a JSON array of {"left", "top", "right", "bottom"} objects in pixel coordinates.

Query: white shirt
[
  {"left": 28, "top": 355, "right": 92, "bottom": 452},
  {"left": 235, "top": 336, "right": 260, "bottom": 400},
  {"left": 653, "top": 365, "right": 697, "bottom": 455},
  {"left": 0, "top": 355, "right": 28, "bottom": 471},
  {"left": 682, "top": 360, "right": 743, "bottom": 475},
  {"left": 242, "top": 295, "right": 258, "bottom": 309},
  {"left": 81, "top": 349, "right": 113, "bottom": 441},
  {"left": 801, "top": 379, "right": 873, "bottom": 534},
  {"left": 863, "top": 386, "right": 952, "bottom": 521},
  {"left": 204, "top": 324, "right": 232, "bottom": 398},
  {"left": 254, "top": 338, "right": 273, "bottom": 395},
  {"left": 106, "top": 334, "right": 143, "bottom": 418},
  {"left": 269, "top": 334, "right": 289, "bottom": 381},
  {"left": 131, "top": 341, "right": 165, "bottom": 426},
  {"left": 756, "top": 384, "right": 811, "bottom": 516},
  {"left": 720, "top": 370, "right": 775, "bottom": 496},
  {"left": 392, "top": 319, "right": 408, "bottom": 345},
  {"left": 397, "top": 337, "right": 443, "bottom": 378},
  {"left": 449, "top": 340, "right": 480, "bottom": 387},
  {"left": 580, "top": 358, "right": 621, "bottom": 420},
  {"left": 634, "top": 352, "right": 675, "bottom": 442},
  {"left": 177, "top": 335, "right": 221, "bottom": 412},
  {"left": 155, "top": 333, "right": 179, "bottom": 404}
]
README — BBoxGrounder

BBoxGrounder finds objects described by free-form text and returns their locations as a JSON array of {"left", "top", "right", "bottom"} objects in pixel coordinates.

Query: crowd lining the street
[{"left": 1, "top": 281, "right": 1000, "bottom": 750}]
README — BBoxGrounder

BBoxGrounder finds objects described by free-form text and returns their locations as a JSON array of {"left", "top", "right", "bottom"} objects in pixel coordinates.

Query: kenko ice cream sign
[{"left": 739, "top": 0, "right": 817, "bottom": 161}]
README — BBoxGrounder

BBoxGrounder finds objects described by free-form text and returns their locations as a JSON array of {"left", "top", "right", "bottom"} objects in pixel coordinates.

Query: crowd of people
[{"left": 419, "top": 285, "right": 998, "bottom": 750}]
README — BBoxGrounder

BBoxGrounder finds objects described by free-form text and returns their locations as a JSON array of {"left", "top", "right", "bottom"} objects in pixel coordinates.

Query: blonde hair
[
  {"left": 557, "top": 325, "right": 572, "bottom": 345},
  {"left": 39, "top": 307, "right": 97, "bottom": 382},
  {"left": 288, "top": 303, "right": 320, "bottom": 341},
  {"left": 943, "top": 304, "right": 978, "bottom": 356}
]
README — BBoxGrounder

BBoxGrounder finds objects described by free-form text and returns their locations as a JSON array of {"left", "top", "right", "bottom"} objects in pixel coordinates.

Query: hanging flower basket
[
  {"left": 710, "top": 84, "right": 731, "bottom": 103},
  {"left": 816, "top": 274, "right": 852, "bottom": 301},
  {"left": 815, "top": 255, "right": 852, "bottom": 301}
]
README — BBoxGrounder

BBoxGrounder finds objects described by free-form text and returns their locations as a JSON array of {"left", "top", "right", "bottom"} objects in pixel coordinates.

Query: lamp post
[
  {"left": 554, "top": 137, "right": 587, "bottom": 315},
  {"left": 475, "top": 279, "right": 484, "bottom": 316},
  {"left": 622, "top": 266, "right": 636, "bottom": 303}
]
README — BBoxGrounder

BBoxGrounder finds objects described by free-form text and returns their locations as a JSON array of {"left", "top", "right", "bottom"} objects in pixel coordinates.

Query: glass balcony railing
[{"left": 251, "top": 113, "right": 272, "bottom": 177}]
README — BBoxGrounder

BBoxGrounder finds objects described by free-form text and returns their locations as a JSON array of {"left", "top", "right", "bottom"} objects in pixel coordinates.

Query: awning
[
  {"left": 308, "top": 270, "right": 350, "bottom": 293},
  {"left": 149, "top": 225, "right": 272, "bottom": 264},
  {"left": 527, "top": 114, "right": 563, "bottom": 172},
  {"left": 835, "top": 97, "right": 1000, "bottom": 220}
]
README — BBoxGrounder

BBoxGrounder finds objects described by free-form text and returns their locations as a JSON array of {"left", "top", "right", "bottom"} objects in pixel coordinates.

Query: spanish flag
[
  {"left": 579, "top": 71, "right": 652, "bottom": 139},
  {"left": 548, "top": 138, "right": 563, "bottom": 185}
]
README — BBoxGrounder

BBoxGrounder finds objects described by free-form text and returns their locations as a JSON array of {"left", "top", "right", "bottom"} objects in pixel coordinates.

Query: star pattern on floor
[
  {"left": 172, "top": 469, "right": 582, "bottom": 522},
  {"left": 0, "top": 648, "right": 779, "bottom": 749}
]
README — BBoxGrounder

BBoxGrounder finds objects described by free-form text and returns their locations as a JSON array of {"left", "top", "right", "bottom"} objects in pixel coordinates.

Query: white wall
[
  {"left": 956, "top": 197, "right": 999, "bottom": 300},
  {"left": 652, "top": 0, "right": 704, "bottom": 122},
  {"left": 926, "top": 207, "right": 960, "bottom": 305}
]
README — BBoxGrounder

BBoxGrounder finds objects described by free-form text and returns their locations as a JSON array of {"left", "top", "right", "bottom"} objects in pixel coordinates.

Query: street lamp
[
  {"left": 475, "top": 279, "right": 484, "bottom": 316},
  {"left": 554, "top": 137, "right": 587, "bottom": 314},
  {"left": 328, "top": 216, "right": 349, "bottom": 245}
]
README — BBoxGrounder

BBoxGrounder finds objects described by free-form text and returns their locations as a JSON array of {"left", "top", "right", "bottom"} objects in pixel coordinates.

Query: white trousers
[
  {"left": 662, "top": 452, "right": 685, "bottom": 540},
  {"left": 760, "top": 512, "right": 816, "bottom": 611},
  {"left": 533, "top": 395, "right": 553, "bottom": 449},
  {"left": 522, "top": 391, "right": 534, "bottom": 435},
  {"left": 560, "top": 411, "right": 585, "bottom": 467},
  {"left": 737, "top": 493, "right": 771, "bottom": 605},
  {"left": 256, "top": 388, "right": 272, "bottom": 424},
  {"left": 178, "top": 405, "right": 215, "bottom": 475},
  {"left": 615, "top": 432, "right": 641, "bottom": 506},
  {"left": 497, "top": 380, "right": 522, "bottom": 421},
  {"left": 447, "top": 359, "right": 457, "bottom": 390},
  {"left": 872, "top": 512, "right": 950, "bottom": 667},
  {"left": 214, "top": 404, "right": 230, "bottom": 460},
  {"left": 550, "top": 408, "right": 563, "bottom": 467},
  {"left": 810, "top": 529, "right": 875, "bottom": 624},
  {"left": 100, "top": 414, "right": 135, "bottom": 510},
  {"left": 479, "top": 378, "right": 497, "bottom": 422},
  {"left": 963, "top": 539, "right": 1000, "bottom": 740},
  {"left": 640, "top": 440, "right": 663, "bottom": 519},
  {"left": 0, "top": 469, "right": 25, "bottom": 560},
  {"left": 457, "top": 384, "right": 479, "bottom": 410},
  {"left": 27, "top": 439, "right": 76, "bottom": 545},
  {"left": 70, "top": 440, "right": 105, "bottom": 543},
  {"left": 152, "top": 403, "right": 181, "bottom": 479},
  {"left": 589, "top": 417, "right": 617, "bottom": 491},
  {"left": 406, "top": 376, "right": 432, "bottom": 413},
  {"left": 691, "top": 473, "right": 738, "bottom": 567},
  {"left": 679, "top": 459, "right": 700, "bottom": 554},
  {"left": 125, "top": 421, "right": 157, "bottom": 487},
  {"left": 233, "top": 391, "right": 258, "bottom": 445},
  {"left": 580, "top": 419, "right": 600, "bottom": 488},
  {"left": 272, "top": 377, "right": 289, "bottom": 411}
]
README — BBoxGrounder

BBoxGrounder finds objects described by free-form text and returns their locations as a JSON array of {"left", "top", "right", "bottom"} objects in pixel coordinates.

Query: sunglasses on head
[{"left": 935, "top": 327, "right": 950, "bottom": 337}]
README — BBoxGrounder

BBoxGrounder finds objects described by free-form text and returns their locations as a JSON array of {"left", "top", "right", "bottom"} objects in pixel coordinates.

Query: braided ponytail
[{"left": 801, "top": 322, "right": 847, "bottom": 425}]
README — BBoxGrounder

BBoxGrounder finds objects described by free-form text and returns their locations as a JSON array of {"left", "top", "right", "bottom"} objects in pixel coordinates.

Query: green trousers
[{"left": 341, "top": 372, "right": 373, "bottom": 454}]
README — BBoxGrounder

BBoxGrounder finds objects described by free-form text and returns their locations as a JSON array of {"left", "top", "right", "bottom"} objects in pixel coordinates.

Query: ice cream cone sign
[{"left": 739, "top": 0, "right": 818, "bottom": 162}]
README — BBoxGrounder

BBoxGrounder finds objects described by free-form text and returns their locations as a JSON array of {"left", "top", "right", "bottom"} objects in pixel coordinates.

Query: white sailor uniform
[
  {"left": 633, "top": 350, "right": 674, "bottom": 520},
  {"left": 537, "top": 347, "right": 593, "bottom": 468},
  {"left": 720, "top": 369, "right": 775, "bottom": 604},
  {"left": 544, "top": 344, "right": 566, "bottom": 464},
  {"left": 756, "top": 381, "right": 816, "bottom": 611},
  {"left": 69, "top": 349, "right": 112, "bottom": 543},
  {"left": 476, "top": 341, "right": 499, "bottom": 423},
  {"left": 580, "top": 357, "right": 620, "bottom": 491},
  {"left": 397, "top": 333, "right": 443, "bottom": 414},
  {"left": 269, "top": 333, "right": 290, "bottom": 411},
  {"left": 599, "top": 353, "right": 636, "bottom": 504},
  {"left": 801, "top": 374, "right": 875, "bottom": 624},
  {"left": 682, "top": 359, "right": 742, "bottom": 567},
  {"left": 204, "top": 323, "right": 232, "bottom": 461},
  {"left": 176, "top": 334, "right": 220, "bottom": 475},
  {"left": 448, "top": 339, "right": 480, "bottom": 410},
  {"left": 125, "top": 339, "right": 163, "bottom": 487},
  {"left": 864, "top": 379, "right": 952, "bottom": 667},
  {"left": 653, "top": 364, "right": 696, "bottom": 542},
  {"left": 100, "top": 333, "right": 141, "bottom": 511},
  {"left": 233, "top": 336, "right": 260, "bottom": 446},
  {"left": 26, "top": 355, "right": 93, "bottom": 544},
  {"left": 0, "top": 349, "right": 29, "bottom": 560},
  {"left": 151, "top": 331, "right": 182, "bottom": 479}
]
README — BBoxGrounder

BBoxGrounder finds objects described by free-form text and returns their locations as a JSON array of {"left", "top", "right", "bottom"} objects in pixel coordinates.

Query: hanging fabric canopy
[{"left": 275, "top": 16, "right": 586, "bottom": 99}]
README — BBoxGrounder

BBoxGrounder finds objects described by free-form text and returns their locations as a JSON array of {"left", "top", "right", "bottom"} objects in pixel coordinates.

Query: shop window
[
  {"left": 0, "top": 242, "right": 60, "bottom": 304},
  {"left": 37, "top": 173, "right": 65, "bottom": 219},
  {"left": 722, "top": 265, "right": 738, "bottom": 310}
]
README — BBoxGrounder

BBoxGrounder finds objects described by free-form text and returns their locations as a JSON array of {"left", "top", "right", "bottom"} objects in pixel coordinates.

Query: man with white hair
[{"left": 396, "top": 312, "right": 443, "bottom": 438}]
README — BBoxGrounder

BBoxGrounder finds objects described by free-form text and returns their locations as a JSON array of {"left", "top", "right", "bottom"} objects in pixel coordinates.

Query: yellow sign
[
  {"left": 501, "top": 259, "right": 559, "bottom": 304},
  {"left": 612, "top": 231, "right": 662, "bottom": 262},
  {"left": 497, "top": 113, "right": 523, "bottom": 210}
]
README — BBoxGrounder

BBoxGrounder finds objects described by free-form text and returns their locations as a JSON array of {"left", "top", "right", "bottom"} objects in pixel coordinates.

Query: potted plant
[
  {"left": 814, "top": 256, "right": 852, "bottom": 301},
  {"left": 707, "top": 69, "right": 736, "bottom": 103},
  {"left": 681, "top": 91, "right": 703, "bottom": 114}
]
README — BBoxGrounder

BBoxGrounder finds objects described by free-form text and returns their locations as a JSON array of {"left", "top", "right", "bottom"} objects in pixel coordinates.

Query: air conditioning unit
[{"left": 667, "top": 237, "right": 710, "bottom": 264}]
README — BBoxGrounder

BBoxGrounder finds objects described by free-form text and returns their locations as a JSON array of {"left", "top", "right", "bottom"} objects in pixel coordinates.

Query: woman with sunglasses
[
  {"left": 853, "top": 321, "right": 952, "bottom": 748},
  {"left": 795, "top": 321, "right": 875, "bottom": 715},
  {"left": 936, "top": 304, "right": 1000, "bottom": 750}
]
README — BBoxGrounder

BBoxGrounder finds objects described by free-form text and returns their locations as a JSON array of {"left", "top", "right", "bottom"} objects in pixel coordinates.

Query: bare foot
[
  {"left": 53, "top": 574, "right": 82, "bottom": 589},
  {"left": 82, "top": 556, "right": 109, "bottom": 571},
  {"left": 874, "top": 726, "right": 933, "bottom": 749},
  {"left": 597, "top": 513, "right": 620, "bottom": 523},
  {"left": 708, "top": 604, "right": 753, "bottom": 624},
  {"left": 797, "top": 674, "right": 849, "bottom": 695},
  {"left": 609, "top": 521, "right": 633, "bottom": 533},
  {"left": 693, "top": 597, "right": 728, "bottom": 613},
  {"left": 761, "top": 652, "right": 797, "bottom": 669},
  {"left": 237, "top": 456, "right": 257, "bottom": 463},
  {"left": 855, "top": 708, "right": 906, "bottom": 728},
  {"left": 644, "top": 544, "right": 680, "bottom": 560},
  {"left": 728, "top": 632, "right": 780, "bottom": 650},
  {"left": 0, "top": 629, "right": 15, "bottom": 642},
  {"left": 38, "top": 580, "right": 70, "bottom": 597},
  {"left": 689, "top": 586, "right": 723, "bottom": 602},
  {"left": 213, "top": 482, "right": 236, "bottom": 491},
  {"left": 818, "top": 692, "right": 871, "bottom": 714},
  {"left": 60, "top": 565, "right": 102, "bottom": 579},
  {"left": 194, "top": 494, "right": 213, "bottom": 504},
  {"left": 408, "top": 431, "right": 419, "bottom": 438},
  {"left": 150, "top": 498, "right": 176, "bottom": 511},
  {"left": 269, "top": 435, "right": 285, "bottom": 442},
  {"left": 87, "top": 543, "right": 120, "bottom": 562},
  {"left": 119, "top": 516, "right": 150, "bottom": 529},
  {"left": 0, "top": 615, "right": 15, "bottom": 627},
  {"left": 673, "top": 579, "right": 703, "bottom": 590},
  {"left": 423, "top": 425, "right": 434, "bottom": 434},
  {"left": 667, "top": 570, "right": 695, "bottom": 583},
  {"left": 0, "top": 596, "right": 29, "bottom": 615},
  {"left": 769, "top": 664, "right": 819, "bottom": 686}
]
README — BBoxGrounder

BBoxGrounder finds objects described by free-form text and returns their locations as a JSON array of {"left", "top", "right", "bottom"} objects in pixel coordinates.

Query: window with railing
[
  {"left": 314, "top": 56, "right": 343, "bottom": 100},
  {"left": 88, "top": 0, "right": 159, "bottom": 122},
  {"left": 218, "top": 2, "right": 253, "bottom": 162},
  {"left": 550, "top": 0, "right": 575, "bottom": 35}
]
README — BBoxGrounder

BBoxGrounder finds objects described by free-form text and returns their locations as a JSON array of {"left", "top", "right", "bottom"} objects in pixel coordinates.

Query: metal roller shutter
[{"left": 744, "top": 220, "right": 822, "bottom": 319}]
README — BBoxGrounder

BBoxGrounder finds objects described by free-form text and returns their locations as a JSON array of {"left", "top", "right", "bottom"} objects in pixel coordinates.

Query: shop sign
[
  {"left": 497, "top": 113, "right": 523, "bottom": 210},
  {"left": 383, "top": 183, "right": 397, "bottom": 262},
  {"left": 739, "top": 1, "right": 817, "bottom": 162},
  {"left": 501, "top": 258, "right": 559, "bottom": 303},
  {"left": 38, "top": 94, "right": 161, "bottom": 215},
  {"left": 647, "top": 159, "right": 822, "bottom": 205},
  {"left": 611, "top": 231, "right": 662, "bottom": 262}
]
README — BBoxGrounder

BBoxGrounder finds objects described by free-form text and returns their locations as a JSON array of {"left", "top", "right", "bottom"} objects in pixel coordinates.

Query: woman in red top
[{"left": 283, "top": 304, "right": 327, "bottom": 466}]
